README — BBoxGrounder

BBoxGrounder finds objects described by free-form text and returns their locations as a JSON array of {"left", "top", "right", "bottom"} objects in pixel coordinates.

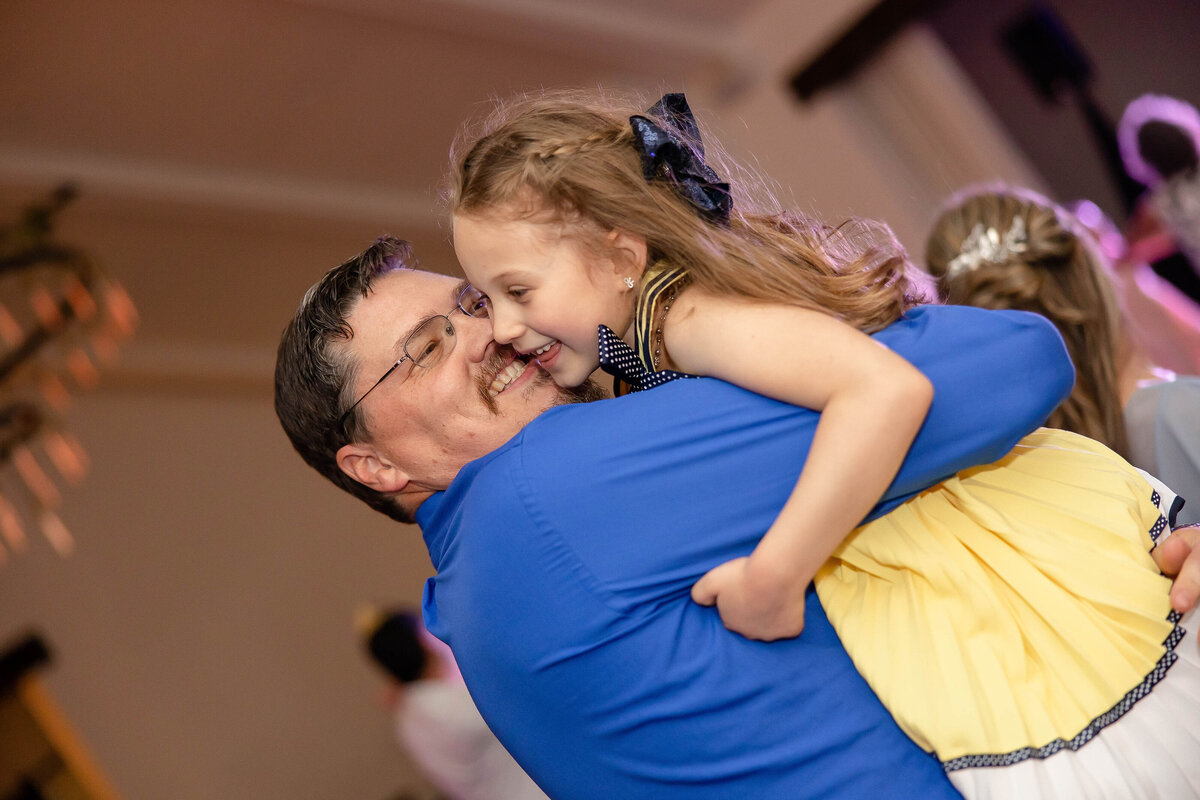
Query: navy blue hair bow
[{"left": 630, "top": 93, "right": 732, "bottom": 225}]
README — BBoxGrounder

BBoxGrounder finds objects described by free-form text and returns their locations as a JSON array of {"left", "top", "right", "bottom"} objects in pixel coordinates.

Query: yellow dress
[{"left": 815, "top": 427, "right": 1196, "bottom": 793}]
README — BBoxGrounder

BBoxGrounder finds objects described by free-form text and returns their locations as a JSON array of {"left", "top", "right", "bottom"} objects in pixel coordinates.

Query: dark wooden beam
[{"left": 788, "top": 0, "right": 951, "bottom": 101}]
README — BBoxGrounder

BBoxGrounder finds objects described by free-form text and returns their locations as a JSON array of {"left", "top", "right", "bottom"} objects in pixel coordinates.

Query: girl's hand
[{"left": 691, "top": 556, "right": 808, "bottom": 641}]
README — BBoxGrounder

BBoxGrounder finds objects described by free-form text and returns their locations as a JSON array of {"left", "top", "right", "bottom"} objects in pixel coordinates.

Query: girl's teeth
[{"left": 534, "top": 342, "right": 554, "bottom": 355}]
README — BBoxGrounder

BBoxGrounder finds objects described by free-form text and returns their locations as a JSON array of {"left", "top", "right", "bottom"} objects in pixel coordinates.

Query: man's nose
[{"left": 458, "top": 312, "right": 495, "bottom": 363}]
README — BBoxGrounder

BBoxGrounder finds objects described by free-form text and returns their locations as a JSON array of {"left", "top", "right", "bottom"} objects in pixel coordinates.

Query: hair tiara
[{"left": 945, "top": 217, "right": 1029, "bottom": 278}]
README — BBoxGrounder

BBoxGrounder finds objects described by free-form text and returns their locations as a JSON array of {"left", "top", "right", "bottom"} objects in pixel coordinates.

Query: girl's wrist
[{"left": 747, "top": 545, "right": 818, "bottom": 591}]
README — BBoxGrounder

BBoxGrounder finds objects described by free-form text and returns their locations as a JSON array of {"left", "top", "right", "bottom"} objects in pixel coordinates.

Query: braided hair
[
  {"left": 926, "top": 185, "right": 1130, "bottom": 456},
  {"left": 445, "top": 89, "right": 931, "bottom": 334}
]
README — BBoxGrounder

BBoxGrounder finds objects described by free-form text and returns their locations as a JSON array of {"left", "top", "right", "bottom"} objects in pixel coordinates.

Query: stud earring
[{"left": 623, "top": 276, "right": 636, "bottom": 290}]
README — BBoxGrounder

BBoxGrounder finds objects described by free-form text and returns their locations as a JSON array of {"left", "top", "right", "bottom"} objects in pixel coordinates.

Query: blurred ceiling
[{"left": 0, "top": 0, "right": 799, "bottom": 388}]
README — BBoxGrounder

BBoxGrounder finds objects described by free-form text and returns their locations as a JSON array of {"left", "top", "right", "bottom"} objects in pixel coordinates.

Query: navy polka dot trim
[
  {"left": 942, "top": 613, "right": 1185, "bottom": 772},
  {"left": 1148, "top": 486, "right": 1183, "bottom": 547},
  {"left": 1150, "top": 514, "right": 1168, "bottom": 545},
  {"left": 597, "top": 325, "right": 696, "bottom": 393}
]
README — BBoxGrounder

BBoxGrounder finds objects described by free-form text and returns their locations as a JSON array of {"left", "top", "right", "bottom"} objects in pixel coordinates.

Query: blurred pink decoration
[{"left": 1070, "top": 198, "right": 1200, "bottom": 375}]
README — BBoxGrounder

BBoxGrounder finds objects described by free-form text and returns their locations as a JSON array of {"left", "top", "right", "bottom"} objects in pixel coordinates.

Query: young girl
[
  {"left": 927, "top": 184, "right": 1200, "bottom": 526},
  {"left": 447, "top": 89, "right": 1199, "bottom": 797}
]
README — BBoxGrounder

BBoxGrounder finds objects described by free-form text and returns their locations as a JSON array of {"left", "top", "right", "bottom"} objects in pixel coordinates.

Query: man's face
[{"left": 337, "top": 268, "right": 572, "bottom": 501}]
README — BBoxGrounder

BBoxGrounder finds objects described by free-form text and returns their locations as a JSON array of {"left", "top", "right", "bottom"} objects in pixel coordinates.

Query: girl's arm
[{"left": 667, "top": 288, "right": 933, "bottom": 641}]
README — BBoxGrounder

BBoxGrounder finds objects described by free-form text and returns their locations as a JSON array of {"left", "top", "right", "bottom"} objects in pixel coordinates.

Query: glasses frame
[{"left": 336, "top": 285, "right": 488, "bottom": 431}]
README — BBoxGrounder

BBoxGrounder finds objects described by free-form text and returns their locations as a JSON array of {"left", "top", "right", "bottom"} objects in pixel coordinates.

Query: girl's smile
[
  {"left": 529, "top": 340, "right": 561, "bottom": 370},
  {"left": 452, "top": 211, "right": 642, "bottom": 389}
]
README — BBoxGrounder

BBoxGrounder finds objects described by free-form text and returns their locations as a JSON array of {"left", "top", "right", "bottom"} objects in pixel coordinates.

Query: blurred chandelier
[{"left": 0, "top": 185, "right": 136, "bottom": 562}]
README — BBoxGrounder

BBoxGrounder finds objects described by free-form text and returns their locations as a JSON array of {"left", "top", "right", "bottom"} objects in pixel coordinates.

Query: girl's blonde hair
[
  {"left": 446, "top": 89, "right": 930, "bottom": 333},
  {"left": 925, "top": 185, "right": 1130, "bottom": 456}
]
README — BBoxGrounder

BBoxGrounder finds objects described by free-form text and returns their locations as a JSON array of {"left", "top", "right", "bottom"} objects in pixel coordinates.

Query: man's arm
[
  {"left": 502, "top": 304, "right": 1073, "bottom": 602},
  {"left": 867, "top": 304, "right": 1074, "bottom": 518},
  {"left": 1155, "top": 526, "right": 1200, "bottom": 614}
]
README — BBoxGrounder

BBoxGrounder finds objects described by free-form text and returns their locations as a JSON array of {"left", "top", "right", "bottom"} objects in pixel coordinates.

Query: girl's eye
[{"left": 507, "top": 288, "right": 528, "bottom": 299}]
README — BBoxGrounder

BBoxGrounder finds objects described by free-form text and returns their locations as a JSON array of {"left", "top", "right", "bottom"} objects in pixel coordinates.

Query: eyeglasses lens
[
  {"left": 458, "top": 286, "right": 490, "bottom": 319},
  {"left": 407, "top": 317, "right": 456, "bottom": 370}
]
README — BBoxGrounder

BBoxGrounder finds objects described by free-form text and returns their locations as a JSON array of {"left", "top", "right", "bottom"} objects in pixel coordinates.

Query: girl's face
[{"left": 453, "top": 213, "right": 640, "bottom": 388}]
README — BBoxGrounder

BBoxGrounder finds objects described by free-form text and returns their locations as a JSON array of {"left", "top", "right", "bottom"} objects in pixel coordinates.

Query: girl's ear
[{"left": 606, "top": 229, "right": 648, "bottom": 283}]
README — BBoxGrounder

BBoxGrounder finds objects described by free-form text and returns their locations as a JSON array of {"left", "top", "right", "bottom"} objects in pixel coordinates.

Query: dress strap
[{"left": 634, "top": 265, "right": 690, "bottom": 370}]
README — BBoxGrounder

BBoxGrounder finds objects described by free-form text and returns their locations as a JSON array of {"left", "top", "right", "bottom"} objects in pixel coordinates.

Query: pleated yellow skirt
[{"left": 815, "top": 427, "right": 1196, "bottom": 795}]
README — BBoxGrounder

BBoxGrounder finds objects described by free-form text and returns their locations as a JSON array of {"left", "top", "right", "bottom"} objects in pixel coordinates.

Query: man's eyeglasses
[{"left": 337, "top": 284, "right": 490, "bottom": 429}]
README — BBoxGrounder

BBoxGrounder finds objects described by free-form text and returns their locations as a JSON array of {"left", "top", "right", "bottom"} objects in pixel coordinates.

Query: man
[
  {"left": 275, "top": 237, "right": 602, "bottom": 525},
  {"left": 276, "top": 237, "right": 1200, "bottom": 800}
]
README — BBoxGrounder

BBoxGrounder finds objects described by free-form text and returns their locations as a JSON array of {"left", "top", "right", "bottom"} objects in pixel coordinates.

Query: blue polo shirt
[{"left": 418, "top": 305, "right": 1073, "bottom": 800}]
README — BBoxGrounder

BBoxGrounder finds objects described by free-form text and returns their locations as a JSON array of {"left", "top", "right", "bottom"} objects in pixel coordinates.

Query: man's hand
[
  {"left": 1154, "top": 525, "right": 1200, "bottom": 626},
  {"left": 691, "top": 556, "right": 809, "bottom": 641}
]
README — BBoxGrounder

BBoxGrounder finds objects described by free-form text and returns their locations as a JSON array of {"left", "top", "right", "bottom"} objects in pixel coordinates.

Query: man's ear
[
  {"left": 606, "top": 229, "right": 648, "bottom": 281},
  {"left": 336, "top": 442, "right": 411, "bottom": 494}
]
